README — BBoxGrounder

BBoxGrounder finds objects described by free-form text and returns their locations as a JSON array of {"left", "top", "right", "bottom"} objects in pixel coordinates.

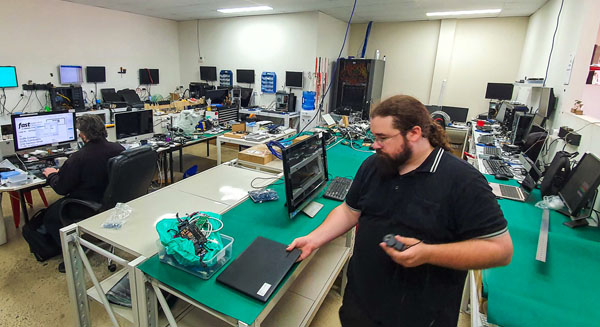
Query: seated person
[{"left": 38, "top": 115, "right": 124, "bottom": 262}]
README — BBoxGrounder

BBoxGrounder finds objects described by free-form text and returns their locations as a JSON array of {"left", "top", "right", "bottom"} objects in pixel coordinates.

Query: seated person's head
[{"left": 77, "top": 115, "right": 107, "bottom": 143}]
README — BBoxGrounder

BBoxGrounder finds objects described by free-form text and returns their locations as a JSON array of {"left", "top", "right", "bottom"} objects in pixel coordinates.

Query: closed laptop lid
[{"left": 216, "top": 236, "right": 301, "bottom": 302}]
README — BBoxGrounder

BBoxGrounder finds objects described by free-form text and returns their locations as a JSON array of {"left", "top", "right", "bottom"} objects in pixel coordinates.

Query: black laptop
[{"left": 217, "top": 236, "right": 301, "bottom": 302}]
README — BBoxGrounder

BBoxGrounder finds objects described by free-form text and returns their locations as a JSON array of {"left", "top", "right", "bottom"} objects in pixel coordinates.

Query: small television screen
[
  {"left": 200, "top": 66, "right": 217, "bottom": 81},
  {"left": 285, "top": 71, "right": 303, "bottom": 88},
  {"left": 558, "top": 153, "right": 600, "bottom": 217},
  {"left": 139, "top": 68, "right": 159, "bottom": 85},
  {"left": 485, "top": 83, "right": 514, "bottom": 100},
  {"left": 0, "top": 66, "right": 18, "bottom": 88},
  {"left": 59, "top": 65, "right": 83, "bottom": 85},
  {"left": 86, "top": 66, "right": 106, "bottom": 83},
  {"left": 236, "top": 69, "right": 255, "bottom": 84}
]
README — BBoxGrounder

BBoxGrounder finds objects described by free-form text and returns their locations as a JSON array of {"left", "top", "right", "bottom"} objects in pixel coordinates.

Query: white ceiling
[{"left": 62, "top": 0, "right": 548, "bottom": 23}]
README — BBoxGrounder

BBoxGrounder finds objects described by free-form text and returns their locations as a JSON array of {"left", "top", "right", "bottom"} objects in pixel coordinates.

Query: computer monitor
[
  {"left": 240, "top": 87, "right": 253, "bottom": 107},
  {"left": 485, "top": 83, "right": 514, "bottom": 100},
  {"left": 236, "top": 69, "right": 255, "bottom": 84},
  {"left": 558, "top": 153, "right": 600, "bottom": 218},
  {"left": 86, "top": 66, "right": 106, "bottom": 83},
  {"left": 200, "top": 66, "right": 217, "bottom": 82},
  {"left": 425, "top": 105, "right": 440, "bottom": 114},
  {"left": 285, "top": 71, "right": 303, "bottom": 88},
  {"left": 340, "top": 84, "right": 365, "bottom": 109},
  {"left": 205, "top": 89, "right": 228, "bottom": 104},
  {"left": 59, "top": 65, "right": 83, "bottom": 85},
  {"left": 282, "top": 134, "right": 329, "bottom": 219},
  {"left": 76, "top": 111, "right": 108, "bottom": 124},
  {"left": 114, "top": 110, "right": 154, "bottom": 142},
  {"left": 537, "top": 87, "right": 556, "bottom": 118},
  {"left": 495, "top": 103, "right": 508, "bottom": 123},
  {"left": 0, "top": 66, "right": 18, "bottom": 88},
  {"left": 441, "top": 106, "right": 469, "bottom": 123},
  {"left": 139, "top": 68, "right": 159, "bottom": 85},
  {"left": 511, "top": 113, "right": 534, "bottom": 145},
  {"left": 11, "top": 111, "right": 77, "bottom": 152}
]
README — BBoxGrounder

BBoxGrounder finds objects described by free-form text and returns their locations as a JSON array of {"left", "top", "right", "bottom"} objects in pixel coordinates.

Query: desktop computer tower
[
  {"left": 276, "top": 91, "right": 296, "bottom": 112},
  {"left": 488, "top": 101, "right": 501, "bottom": 119},
  {"left": 330, "top": 58, "right": 385, "bottom": 120},
  {"left": 511, "top": 113, "right": 534, "bottom": 145},
  {"left": 503, "top": 103, "right": 528, "bottom": 131},
  {"left": 50, "top": 86, "right": 85, "bottom": 111}
]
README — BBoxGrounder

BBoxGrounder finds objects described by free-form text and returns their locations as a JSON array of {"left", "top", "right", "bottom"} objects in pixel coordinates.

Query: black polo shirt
[{"left": 344, "top": 147, "right": 507, "bottom": 327}]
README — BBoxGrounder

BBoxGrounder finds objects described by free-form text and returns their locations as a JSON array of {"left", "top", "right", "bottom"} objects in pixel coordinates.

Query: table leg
[
  {"left": 169, "top": 151, "right": 174, "bottom": 184},
  {"left": 18, "top": 189, "right": 29, "bottom": 224},
  {"left": 162, "top": 152, "right": 169, "bottom": 185},
  {"left": 206, "top": 140, "right": 210, "bottom": 156},
  {"left": 179, "top": 148, "right": 183, "bottom": 173},
  {"left": 217, "top": 138, "right": 222, "bottom": 165},
  {"left": 0, "top": 193, "right": 6, "bottom": 245}
]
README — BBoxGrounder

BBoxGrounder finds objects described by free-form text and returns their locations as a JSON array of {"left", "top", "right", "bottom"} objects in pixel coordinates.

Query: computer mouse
[{"left": 494, "top": 173, "right": 510, "bottom": 181}]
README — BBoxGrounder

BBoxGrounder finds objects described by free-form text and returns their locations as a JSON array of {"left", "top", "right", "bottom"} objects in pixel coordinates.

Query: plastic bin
[
  {"left": 157, "top": 234, "right": 233, "bottom": 279},
  {"left": 302, "top": 91, "right": 316, "bottom": 110}
]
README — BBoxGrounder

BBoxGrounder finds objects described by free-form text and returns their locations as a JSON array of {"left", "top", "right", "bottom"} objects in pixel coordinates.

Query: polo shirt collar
[{"left": 414, "top": 147, "right": 444, "bottom": 173}]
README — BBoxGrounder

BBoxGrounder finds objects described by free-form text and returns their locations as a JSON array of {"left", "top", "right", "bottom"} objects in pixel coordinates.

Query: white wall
[{"left": 0, "top": 0, "right": 180, "bottom": 123}]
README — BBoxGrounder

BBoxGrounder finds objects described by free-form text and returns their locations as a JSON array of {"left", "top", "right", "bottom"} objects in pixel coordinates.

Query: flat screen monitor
[
  {"left": 240, "top": 87, "right": 253, "bottom": 107},
  {"left": 537, "top": 87, "right": 556, "bottom": 118},
  {"left": 485, "top": 83, "right": 514, "bottom": 100},
  {"left": 285, "top": 71, "right": 303, "bottom": 88},
  {"left": 511, "top": 113, "right": 534, "bottom": 145},
  {"left": 139, "top": 68, "right": 159, "bottom": 85},
  {"left": 341, "top": 84, "right": 365, "bottom": 109},
  {"left": 205, "top": 89, "right": 228, "bottom": 104},
  {"left": 236, "top": 69, "right": 255, "bottom": 84},
  {"left": 0, "top": 66, "right": 18, "bottom": 88},
  {"left": 86, "top": 66, "right": 106, "bottom": 83},
  {"left": 200, "top": 66, "right": 217, "bottom": 81},
  {"left": 11, "top": 111, "right": 77, "bottom": 151},
  {"left": 282, "top": 134, "right": 329, "bottom": 219},
  {"left": 425, "top": 105, "right": 440, "bottom": 114},
  {"left": 441, "top": 106, "right": 469, "bottom": 123},
  {"left": 59, "top": 65, "right": 83, "bottom": 85},
  {"left": 558, "top": 153, "right": 600, "bottom": 218},
  {"left": 114, "top": 110, "right": 154, "bottom": 141}
]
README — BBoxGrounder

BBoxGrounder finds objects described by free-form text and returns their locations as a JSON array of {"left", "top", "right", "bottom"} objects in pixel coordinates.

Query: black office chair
[{"left": 58, "top": 146, "right": 158, "bottom": 270}]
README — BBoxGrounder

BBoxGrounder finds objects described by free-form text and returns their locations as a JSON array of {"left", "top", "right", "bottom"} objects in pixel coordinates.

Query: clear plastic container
[{"left": 157, "top": 234, "right": 233, "bottom": 279}]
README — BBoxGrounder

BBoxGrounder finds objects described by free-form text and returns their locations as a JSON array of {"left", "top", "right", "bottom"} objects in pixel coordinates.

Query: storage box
[
  {"left": 231, "top": 122, "right": 246, "bottom": 133},
  {"left": 157, "top": 234, "right": 233, "bottom": 279},
  {"left": 238, "top": 144, "right": 274, "bottom": 165},
  {"left": 224, "top": 132, "right": 246, "bottom": 139}
]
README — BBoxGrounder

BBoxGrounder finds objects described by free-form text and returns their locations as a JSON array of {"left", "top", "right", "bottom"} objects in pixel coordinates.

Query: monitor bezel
[
  {"left": 59, "top": 65, "right": 84, "bottom": 85},
  {"left": 236, "top": 69, "right": 255, "bottom": 84},
  {"left": 11, "top": 110, "right": 77, "bottom": 152},
  {"left": 200, "top": 66, "right": 218, "bottom": 82},
  {"left": 282, "top": 133, "right": 329, "bottom": 219},
  {"left": 86, "top": 66, "right": 106, "bottom": 83},
  {"left": 139, "top": 68, "right": 160, "bottom": 85},
  {"left": 0, "top": 66, "right": 18, "bottom": 88},
  {"left": 485, "top": 83, "right": 514, "bottom": 100},
  {"left": 285, "top": 71, "right": 303, "bottom": 88},
  {"left": 558, "top": 153, "right": 600, "bottom": 217},
  {"left": 114, "top": 110, "right": 154, "bottom": 142}
]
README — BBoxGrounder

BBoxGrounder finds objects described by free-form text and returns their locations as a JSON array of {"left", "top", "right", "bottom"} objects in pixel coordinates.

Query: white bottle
[{"left": 375, "top": 49, "right": 380, "bottom": 60}]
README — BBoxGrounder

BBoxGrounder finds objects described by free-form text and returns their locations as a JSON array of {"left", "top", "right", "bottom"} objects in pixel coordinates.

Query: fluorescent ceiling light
[
  {"left": 426, "top": 9, "right": 502, "bottom": 17},
  {"left": 217, "top": 6, "right": 273, "bottom": 14}
]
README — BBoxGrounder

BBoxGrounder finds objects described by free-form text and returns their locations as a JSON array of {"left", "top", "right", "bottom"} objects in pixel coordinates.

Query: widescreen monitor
[
  {"left": 0, "top": 66, "right": 18, "bottom": 88},
  {"left": 139, "top": 68, "right": 159, "bottom": 85},
  {"left": 558, "top": 153, "right": 600, "bottom": 218},
  {"left": 86, "top": 66, "right": 106, "bottom": 83},
  {"left": 282, "top": 134, "right": 329, "bottom": 219},
  {"left": 285, "top": 71, "right": 303, "bottom": 88},
  {"left": 200, "top": 66, "right": 217, "bottom": 81},
  {"left": 441, "top": 106, "right": 469, "bottom": 123},
  {"left": 236, "top": 69, "right": 255, "bottom": 84},
  {"left": 59, "top": 65, "right": 83, "bottom": 85},
  {"left": 114, "top": 110, "right": 154, "bottom": 141},
  {"left": 205, "top": 89, "right": 228, "bottom": 104},
  {"left": 485, "top": 83, "right": 514, "bottom": 100},
  {"left": 11, "top": 111, "right": 76, "bottom": 151}
]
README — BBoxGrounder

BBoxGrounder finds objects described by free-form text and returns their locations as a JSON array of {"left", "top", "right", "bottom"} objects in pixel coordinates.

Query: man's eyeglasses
[{"left": 374, "top": 132, "right": 402, "bottom": 145}]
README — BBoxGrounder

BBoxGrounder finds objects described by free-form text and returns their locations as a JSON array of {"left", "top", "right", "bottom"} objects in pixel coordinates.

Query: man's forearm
[
  {"left": 309, "top": 204, "right": 360, "bottom": 248},
  {"left": 425, "top": 233, "right": 513, "bottom": 270}
]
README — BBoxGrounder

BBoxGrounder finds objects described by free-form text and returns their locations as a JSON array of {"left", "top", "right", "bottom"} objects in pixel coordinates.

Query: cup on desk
[{"left": 54, "top": 157, "right": 68, "bottom": 168}]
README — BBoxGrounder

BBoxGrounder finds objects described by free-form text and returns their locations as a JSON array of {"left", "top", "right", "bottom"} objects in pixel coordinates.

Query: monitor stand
[
  {"left": 559, "top": 190, "right": 598, "bottom": 228},
  {"left": 302, "top": 201, "right": 324, "bottom": 218}
]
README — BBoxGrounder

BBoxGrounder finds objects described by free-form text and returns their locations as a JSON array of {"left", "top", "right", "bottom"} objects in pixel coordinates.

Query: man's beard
[{"left": 375, "top": 145, "right": 412, "bottom": 177}]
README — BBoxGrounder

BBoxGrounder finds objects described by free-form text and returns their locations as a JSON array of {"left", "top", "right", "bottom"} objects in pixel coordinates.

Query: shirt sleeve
[
  {"left": 344, "top": 156, "right": 372, "bottom": 212},
  {"left": 451, "top": 172, "right": 508, "bottom": 240},
  {"left": 47, "top": 156, "right": 81, "bottom": 196}
]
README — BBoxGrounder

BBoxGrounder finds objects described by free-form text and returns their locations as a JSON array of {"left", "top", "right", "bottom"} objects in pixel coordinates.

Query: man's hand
[
  {"left": 287, "top": 235, "right": 319, "bottom": 262},
  {"left": 42, "top": 167, "right": 58, "bottom": 177},
  {"left": 379, "top": 235, "right": 430, "bottom": 268}
]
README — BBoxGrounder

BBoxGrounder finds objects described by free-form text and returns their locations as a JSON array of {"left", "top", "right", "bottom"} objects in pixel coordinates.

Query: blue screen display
[{"left": 0, "top": 66, "right": 18, "bottom": 88}]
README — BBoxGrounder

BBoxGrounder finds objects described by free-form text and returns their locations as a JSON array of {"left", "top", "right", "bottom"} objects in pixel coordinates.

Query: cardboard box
[
  {"left": 232, "top": 123, "right": 246, "bottom": 133},
  {"left": 224, "top": 132, "right": 246, "bottom": 139},
  {"left": 238, "top": 144, "right": 274, "bottom": 165}
]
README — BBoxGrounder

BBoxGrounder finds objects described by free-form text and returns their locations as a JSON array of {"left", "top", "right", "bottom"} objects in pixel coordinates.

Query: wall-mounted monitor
[
  {"left": 139, "top": 68, "right": 159, "bottom": 85},
  {"left": 59, "top": 65, "right": 83, "bottom": 85},
  {"left": 200, "top": 66, "right": 217, "bottom": 81},
  {"left": 0, "top": 66, "right": 18, "bottom": 88},
  {"left": 236, "top": 69, "right": 255, "bottom": 84},
  {"left": 285, "top": 71, "right": 303, "bottom": 88},
  {"left": 485, "top": 83, "right": 514, "bottom": 100},
  {"left": 11, "top": 111, "right": 77, "bottom": 151},
  {"left": 86, "top": 66, "right": 106, "bottom": 83}
]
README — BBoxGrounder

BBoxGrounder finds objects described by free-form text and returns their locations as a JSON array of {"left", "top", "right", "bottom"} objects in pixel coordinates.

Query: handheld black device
[{"left": 383, "top": 234, "right": 406, "bottom": 251}]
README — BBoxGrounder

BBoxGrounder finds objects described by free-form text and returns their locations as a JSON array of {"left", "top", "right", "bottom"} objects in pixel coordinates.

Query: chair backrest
[
  {"left": 183, "top": 165, "right": 198, "bottom": 179},
  {"left": 101, "top": 146, "right": 157, "bottom": 210}
]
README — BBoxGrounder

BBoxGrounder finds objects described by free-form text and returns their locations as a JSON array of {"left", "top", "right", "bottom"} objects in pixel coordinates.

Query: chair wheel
[{"left": 108, "top": 264, "right": 117, "bottom": 272}]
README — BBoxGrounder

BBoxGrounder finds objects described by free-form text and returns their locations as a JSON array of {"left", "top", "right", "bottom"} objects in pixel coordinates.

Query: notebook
[
  {"left": 489, "top": 174, "right": 536, "bottom": 202},
  {"left": 216, "top": 236, "right": 301, "bottom": 302}
]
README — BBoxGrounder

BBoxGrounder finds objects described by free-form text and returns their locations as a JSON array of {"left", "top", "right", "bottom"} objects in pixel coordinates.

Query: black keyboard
[
  {"left": 483, "top": 159, "right": 513, "bottom": 177},
  {"left": 323, "top": 177, "right": 353, "bottom": 201},
  {"left": 483, "top": 147, "right": 501, "bottom": 156},
  {"left": 478, "top": 135, "right": 495, "bottom": 145}
]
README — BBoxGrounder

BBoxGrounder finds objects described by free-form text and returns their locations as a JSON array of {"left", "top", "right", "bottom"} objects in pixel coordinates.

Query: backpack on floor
[{"left": 22, "top": 208, "right": 61, "bottom": 262}]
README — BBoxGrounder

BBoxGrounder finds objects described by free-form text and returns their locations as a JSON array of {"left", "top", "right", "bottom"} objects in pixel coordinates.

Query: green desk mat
[
  {"left": 138, "top": 143, "right": 372, "bottom": 325},
  {"left": 482, "top": 175, "right": 600, "bottom": 326}
]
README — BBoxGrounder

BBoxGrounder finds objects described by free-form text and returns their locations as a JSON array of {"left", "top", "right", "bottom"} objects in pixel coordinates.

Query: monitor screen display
[
  {"left": 200, "top": 66, "right": 217, "bottom": 81},
  {"left": 441, "top": 106, "right": 469, "bottom": 123},
  {"left": 341, "top": 84, "right": 365, "bottom": 109},
  {"left": 425, "top": 105, "right": 441, "bottom": 114},
  {"left": 205, "top": 89, "right": 228, "bottom": 104},
  {"left": 0, "top": 66, "right": 18, "bottom": 88},
  {"left": 11, "top": 111, "right": 77, "bottom": 151},
  {"left": 139, "top": 68, "right": 159, "bottom": 85},
  {"left": 282, "top": 134, "right": 328, "bottom": 219},
  {"left": 236, "top": 69, "right": 255, "bottom": 84},
  {"left": 86, "top": 66, "right": 106, "bottom": 83},
  {"left": 285, "top": 71, "right": 303, "bottom": 88},
  {"left": 59, "top": 65, "right": 83, "bottom": 85},
  {"left": 114, "top": 110, "right": 154, "bottom": 140},
  {"left": 558, "top": 153, "right": 600, "bottom": 217},
  {"left": 485, "top": 83, "right": 514, "bottom": 100}
]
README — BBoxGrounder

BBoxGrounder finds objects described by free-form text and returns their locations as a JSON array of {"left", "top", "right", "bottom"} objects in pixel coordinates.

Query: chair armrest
[{"left": 58, "top": 198, "right": 103, "bottom": 226}]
